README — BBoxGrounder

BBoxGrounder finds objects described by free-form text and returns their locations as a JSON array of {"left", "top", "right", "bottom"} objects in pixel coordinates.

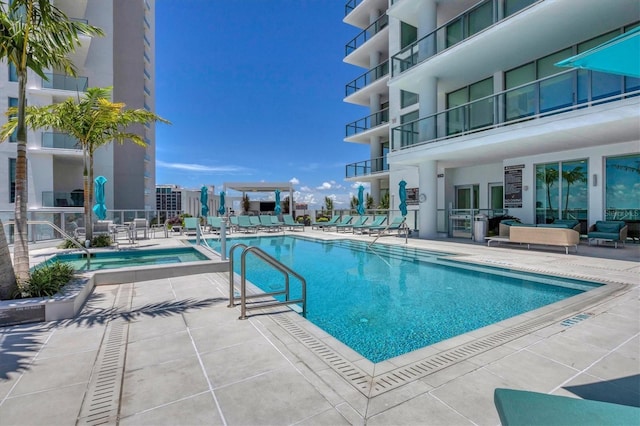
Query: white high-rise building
[
  {"left": 0, "top": 0, "right": 157, "bottom": 213},
  {"left": 344, "top": 0, "right": 639, "bottom": 239}
]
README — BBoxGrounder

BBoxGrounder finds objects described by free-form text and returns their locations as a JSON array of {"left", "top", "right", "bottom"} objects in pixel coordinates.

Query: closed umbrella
[
  {"left": 92, "top": 176, "right": 107, "bottom": 220},
  {"left": 274, "top": 189, "right": 281, "bottom": 215},
  {"left": 218, "top": 191, "right": 225, "bottom": 216},
  {"left": 399, "top": 180, "right": 408, "bottom": 217},
  {"left": 357, "top": 185, "right": 365, "bottom": 215},
  {"left": 200, "top": 186, "right": 209, "bottom": 217}
]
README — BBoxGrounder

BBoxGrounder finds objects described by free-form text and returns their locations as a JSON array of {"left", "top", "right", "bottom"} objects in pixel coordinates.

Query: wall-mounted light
[
  {"left": 523, "top": 185, "right": 529, "bottom": 191},
  {"left": 593, "top": 174, "right": 598, "bottom": 187}
]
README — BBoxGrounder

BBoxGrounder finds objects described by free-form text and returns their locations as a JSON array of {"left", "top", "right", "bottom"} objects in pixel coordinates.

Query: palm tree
[
  {"left": 366, "top": 193, "right": 374, "bottom": 209},
  {"left": 1, "top": 87, "right": 169, "bottom": 241},
  {"left": 562, "top": 166, "right": 587, "bottom": 217},
  {"left": 536, "top": 167, "right": 559, "bottom": 221},
  {"left": 324, "top": 196, "right": 334, "bottom": 216},
  {"left": 0, "top": 0, "right": 103, "bottom": 286},
  {"left": 350, "top": 195, "right": 358, "bottom": 211}
]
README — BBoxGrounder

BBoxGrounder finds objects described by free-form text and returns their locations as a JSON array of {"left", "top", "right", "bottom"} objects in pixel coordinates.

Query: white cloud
[
  {"left": 316, "top": 182, "right": 332, "bottom": 190},
  {"left": 299, "top": 186, "right": 312, "bottom": 192},
  {"left": 289, "top": 177, "right": 300, "bottom": 185},
  {"left": 157, "top": 160, "right": 248, "bottom": 173}
]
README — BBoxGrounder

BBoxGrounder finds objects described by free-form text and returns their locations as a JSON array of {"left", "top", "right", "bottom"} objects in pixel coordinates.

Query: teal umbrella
[
  {"left": 218, "top": 191, "right": 225, "bottom": 215},
  {"left": 399, "top": 180, "right": 407, "bottom": 217},
  {"left": 92, "top": 176, "right": 107, "bottom": 220},
  {"left": 200, "top": 186, "right": 209, "bottom": 217},
  {"left": 357, "top": 185, "right": 365, "bottom": 215},
  {"left": 274, "top": 189, "right": 281, "bottom": 215}
]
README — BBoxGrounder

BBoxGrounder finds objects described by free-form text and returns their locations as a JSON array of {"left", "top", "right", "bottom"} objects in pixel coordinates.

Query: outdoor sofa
[
  {"left": 587, "top": 220, "right": 627, "bottom": 248},
  {"left": 488, "top": 219, "right": 580, "bottom": 254}
]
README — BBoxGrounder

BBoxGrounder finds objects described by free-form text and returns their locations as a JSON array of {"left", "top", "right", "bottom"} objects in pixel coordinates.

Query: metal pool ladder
[{"left": 227, "top": 243, "right": 307, "bottom": 320}]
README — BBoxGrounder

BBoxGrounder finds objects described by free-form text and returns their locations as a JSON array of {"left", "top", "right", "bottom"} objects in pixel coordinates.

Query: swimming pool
[
  {"left": 44, "top": 247, "right": 210, "bottom": 271},
  {"left": 205, "top": 235, "right": 601, "bottom": 363}
]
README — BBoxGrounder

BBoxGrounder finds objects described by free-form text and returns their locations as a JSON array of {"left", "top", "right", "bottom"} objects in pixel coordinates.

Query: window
[
  {"left": 535, "top": 160, "right": 588, "bottom": 224},
  {"left": 489, "top": 183, "right": 504, "bottom": 210},
  {"left": 400, "top": 22, "right": 417, "bottom": 49},
  {"left": 446, "top": 77, "right": 493, "bottom": 134},
  {"left": 577, "top": 31, "right": 622, "bottom": 102},
  {"left": 9, "top": 158, "right": 16, "bottom": 203},
  {"left": 8, "top": 63, "right": 18, "bottom": 82},
  {"left": 8, "top": 97, "right": 18, "bottom": 142},
  {"left": 401, "top": 90, "right": 418, "bottom": 108},
  {"left": 605, "top": 154, "right": 640, "bottom": 221}
]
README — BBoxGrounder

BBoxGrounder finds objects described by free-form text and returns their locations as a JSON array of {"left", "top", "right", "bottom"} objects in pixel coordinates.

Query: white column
[
  {"left": 419, "top": 160, "right": 438, "bottom": 239},
  {"left": 417, "top": 0, "right": 437, "bottom": 61},
  {"left": 418, "top": 76, "right": 437, "bottom": 142}
]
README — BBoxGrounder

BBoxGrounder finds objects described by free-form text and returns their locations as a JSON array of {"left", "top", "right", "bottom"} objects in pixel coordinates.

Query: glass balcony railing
[
  {"left": 346, "top": 108, "right": 389, "bottom": 137},
  {"left": 345, "top": 14, "right": 388, "bottom": 57},
  {"left": 391, "top": 68, "right": 640, "bottom": 150},
  {"left": 42, "top": 73, "right": 88, "bottom": 91},
  {"left": 346, "top": 156, "right": 389, "bottom": 178},
  {"left": 346, "top": 61, "right": 389, "bottom": 97},
  {"left": 344, "top": 0, "right": 363, "bottom": 17},
  {"left": 391, "top": 0, "right": 537, "bottom": 77},
  {"left": 42, "top": 191, "right": 84, "bottom": 207},
  {"left": 41, "top": 132, "right": 81, "bottom": 150}
]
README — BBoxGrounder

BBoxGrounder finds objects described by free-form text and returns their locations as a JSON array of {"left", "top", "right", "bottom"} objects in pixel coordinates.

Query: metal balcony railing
[
  {"left": 345, "top": 60, "right": 389, "bottom": 97},
  {"left": 391, "top": 0, "right": 538, "bottom": 77},
  {"left": 344, "top": 0, "right": 363, "bottom": 17},
  {"left": 345, "top": 14, "right": 389, "bottom": 56},
  {"left": 41, "top": 73, "right": 88, "bottom": 92},
  {"left": 42, "top": 191, "right": 84, "bottom": 208},
  {"left": 346, "top": 108, "right": 389, "bottom": 137},
  {"left": 391, "top": 68, "right": 640, "bottom": 150},
  {"left": 41, "top": 132, "right": 80, "bottom": 150},
  {"left": 345, "top": 156, "right": 388, "bottom": 178}
]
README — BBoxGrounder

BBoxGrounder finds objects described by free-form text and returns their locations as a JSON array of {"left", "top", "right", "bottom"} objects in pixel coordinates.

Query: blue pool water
[
  {"left": 44, "top": 247, "right": 209, "bottom": 271},
  {"left": 205, "top": 236, "right": 600, "bottom": 363}
]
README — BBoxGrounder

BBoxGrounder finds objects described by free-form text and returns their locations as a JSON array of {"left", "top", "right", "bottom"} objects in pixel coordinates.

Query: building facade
[
  {"left": 343, "top": 0, "right": 640, "bottom": 239},
  {"left": 0, "top": 0, "right": 157, "bottom": 213}
]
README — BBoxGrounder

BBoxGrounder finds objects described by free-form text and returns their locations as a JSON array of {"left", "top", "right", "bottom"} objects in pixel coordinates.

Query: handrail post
[{"left": 228, "top": 243, "right": 248, "bottom": 307}]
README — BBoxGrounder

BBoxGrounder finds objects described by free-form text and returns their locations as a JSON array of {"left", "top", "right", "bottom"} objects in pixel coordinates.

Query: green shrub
[
  {"left": 91, "top": 234, "right": 111, "bottom": 247},
  {"left": 19, "top": 261, "right": 75, "bottom": 298},
  {"left": 316, "top": 217, "right": 328, "bottom": 223},
  {"left": 58, "top": 238, "right": 81, "bottom": 249}
]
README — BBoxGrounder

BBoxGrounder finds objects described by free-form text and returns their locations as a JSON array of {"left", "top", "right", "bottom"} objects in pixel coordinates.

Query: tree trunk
[
  {"left": 83, "top": 147, "right": 92, "bottom": 241},
  {"left": 13, "top": 70, "right": 30, "bottom": 283},
  {"left": 0, "top": 218, "right": 18, "bottom": 300}
]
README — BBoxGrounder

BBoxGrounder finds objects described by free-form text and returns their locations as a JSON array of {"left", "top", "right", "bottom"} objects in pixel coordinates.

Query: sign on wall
[
  {"left": 406, "top": 187, "right": 419, "bottom": 205},
  {"left": 504, "top": 165, "right": 524, "bottom": 208}
]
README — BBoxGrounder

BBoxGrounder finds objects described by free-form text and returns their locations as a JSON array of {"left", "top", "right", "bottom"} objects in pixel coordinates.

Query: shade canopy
[
  {"left": 92, "top": 176, "right": 107, "bottom": 220},
  {"left": 555, "top": 27, "right": 640, "bottom": 78},
  {"left": 399, "top": 180, "right": 408, "bottom": 217},
  {"left": 200, "top": 186, "right": 209, "bottom": 217},
  {"left": 218, "top": 191, "right": 225, "bottom": 216},
  {"left": 357, "top": 185, "right": 365, "bottom": 215},
  {"left": 274, "top": 189, "right": 281, "bottom": 215}
]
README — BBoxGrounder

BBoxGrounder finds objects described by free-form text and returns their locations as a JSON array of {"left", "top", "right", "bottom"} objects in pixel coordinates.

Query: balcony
[
  {"left": 346, "top": 156, "right": 388, "bottom": 179},
  {"left": 41, "top": 73, "right": 88, "bottom": 92},
  {"left": 391, "top": 68, "right": 640, "bottom": 150},
  {"left": 391, "top": 0, "right": 537, "bottom": 77},
  {"left": 345, "top": 60, "right": 389, "bottom": 98},
  {"left": 42, "top": 191, "right": 84, "bottom": 208},
  {"left": 345, "top": 13, "right": 388, "bottom": 57},
  {"left": 344, "top": 0, "right": 363, "bottom": 17},
  {"left": 42, "top": 132, "right": 81, "bottom": 150},
  {"left": 346, "top": 108, "right": 389, "bottom": 138}
]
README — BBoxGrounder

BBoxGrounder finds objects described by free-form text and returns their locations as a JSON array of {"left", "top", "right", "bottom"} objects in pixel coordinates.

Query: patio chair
[
  {"left": 237, "top": 215, "right": 258, "bottom": 233},
  {"left": 311, "top": 215, "right": 340, "bottom": 230},
  {"left": 183, "top": 217, "right": 200, "bottom": 235},
  {"left": 259, "top": 215, "right": 281, "bottom": 232},
  {"left": 353, "top": 215, "right": 386, "bottom": 234},
  {"left": 368, "top": 216, "right": 406, "bottom": 237},
  {"left": 336, "top": 215, "right": 368, "bottom": 233},
  {"left": 93, "top": 220, "right": 113, "bottom": 237},
  {"left": 494, "top": 388, "right": 640, "bottom": 426},
  {"left": 282, "top": 214, "right": 305, "bottom": 231},
  {"left": 322, "top": 215, "right": 353, "bottom": 232},
  {"left": 587, "top": 220, "right": 628, "bottom": 248},
  {"left": 131, "top": 218, "right": 149, "bottom": 240}
]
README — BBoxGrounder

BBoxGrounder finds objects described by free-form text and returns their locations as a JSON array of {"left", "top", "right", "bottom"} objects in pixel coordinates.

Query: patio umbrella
[
  {"left": 357, "top": 185, "right": 365, "bottom": 215},
  {"left": 218, "top": 191, "right": 225, "bottom": 216},
  {"left": 274, "top": 189, "right": 281, "bottom": 215},
  {"left": 92, "top": 176, "right": 107, "bottom": 220},
  {"left": 200, "top": 186, "right": 209, "bottom": 217},
  {"left": 399, "top": 180, "right": 408, "bottom": 217}
]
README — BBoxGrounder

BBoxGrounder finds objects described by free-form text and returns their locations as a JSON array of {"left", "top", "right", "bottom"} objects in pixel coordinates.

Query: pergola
[{"left": 222, "top": 182, "right": 294, "bottom": 214}]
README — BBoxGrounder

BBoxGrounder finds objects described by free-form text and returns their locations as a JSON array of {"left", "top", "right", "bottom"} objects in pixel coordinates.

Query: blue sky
[{"left": 155, "top": 0, "right": 369, "bottom": 208}]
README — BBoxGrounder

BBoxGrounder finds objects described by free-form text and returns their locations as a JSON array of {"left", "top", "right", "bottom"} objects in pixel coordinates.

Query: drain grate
[
  {"left": 77, "top": 285, "right": 132, "bottom": 425},
  {"left": 561, "top": 312, "right": 593, "bottom": 327}
]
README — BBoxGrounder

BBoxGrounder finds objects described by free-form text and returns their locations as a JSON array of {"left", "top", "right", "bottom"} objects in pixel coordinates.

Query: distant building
[
  {"left": 156, "top": 184, "right": 215, "bottom": 218},
  {"left": 343, "top": 0, "right": 639, "bottom": 238}
]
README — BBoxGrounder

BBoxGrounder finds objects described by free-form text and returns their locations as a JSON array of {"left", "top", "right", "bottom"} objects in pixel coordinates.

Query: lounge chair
[
  {"left": 270, "top": 216, "right": 284, "bottom": 226},
  {"left": 587, "top": 220, "right": 628, "bottom": 248},
  {"left": 249, "top": 216, "right": 261, "bottom": 228},
  {"left": 183, "top": 217, "right": 201, "bottom": 235},
  {"left": 259, "top": 215, "right": 281, "bottom": 232},
  {"left": 494, "top": 388, "right": 640, "bottom": 426},
  {"left": 282, "top": 214, "right": 304, "bottom": 231},
  {"left": 322, "top": 215, "right": 353, "bottom": 232},
  {"left": 336, "top": 215, "right": 367, "bottom": 233},
  {"left": 237, "top": 215, "right": 258, "bottom": 233},
  {"left": 206, "top": 216, "right": 223, "bottom": 233},
  {"left": 353, "top": 215, "right": 386, "bottom": 234},
  {"left": 229, "top": 216, "right": 239, "bottom": 233},
  {"left": 368, "top": 216, "right": 406, "bottom": 237},
  {"left": 311, "top": 215, "right": 340, "bottom": 230}
]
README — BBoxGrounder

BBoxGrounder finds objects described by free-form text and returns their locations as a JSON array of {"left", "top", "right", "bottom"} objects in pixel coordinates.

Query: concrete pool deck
[{"left": 0, "top": 230, "right": 638, "bottom": 425}]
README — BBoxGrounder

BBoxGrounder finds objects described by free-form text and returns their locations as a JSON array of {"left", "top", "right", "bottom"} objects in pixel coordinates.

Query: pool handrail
[{"left": 227, "top": 243, "right": 307, "bottom": 319}]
